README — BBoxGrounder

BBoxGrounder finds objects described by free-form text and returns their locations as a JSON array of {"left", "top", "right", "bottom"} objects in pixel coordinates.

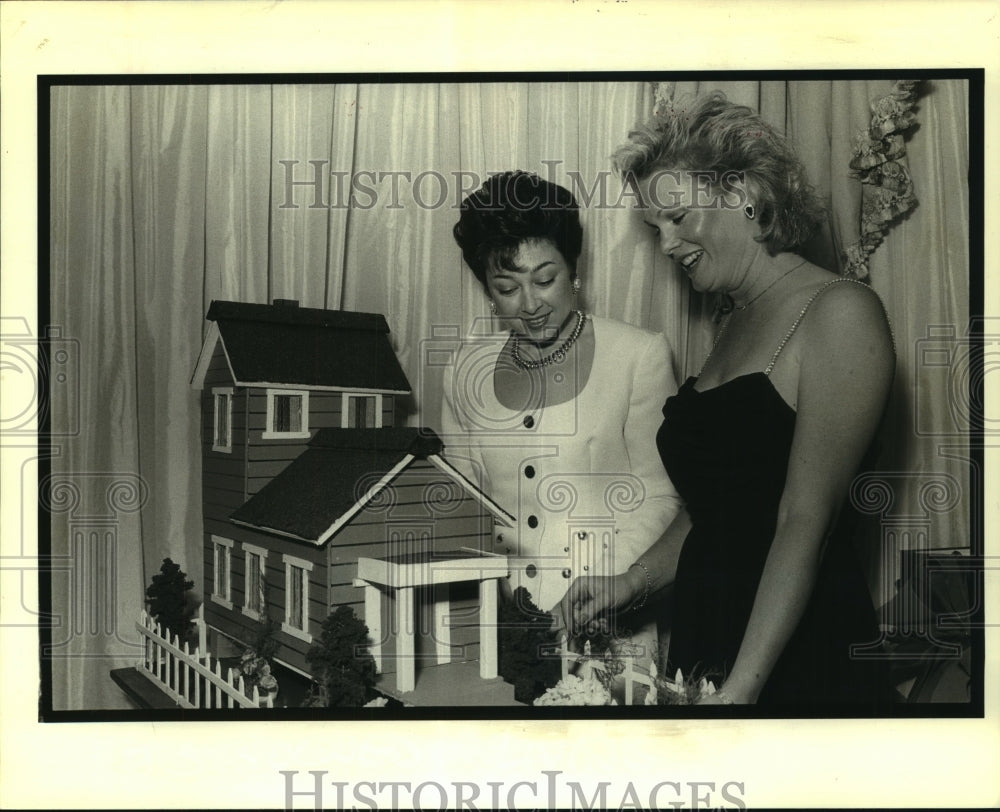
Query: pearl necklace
[
  {"left": 511, "top": 310, "right": 587, "bottom": 370},
  {"left": 734, "top": 259, "right": 809, "bottom": 310}
]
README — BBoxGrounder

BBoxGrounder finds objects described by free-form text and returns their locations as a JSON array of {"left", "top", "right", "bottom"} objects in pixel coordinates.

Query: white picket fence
[
  {"left": 559, "top": 641, "right": 663, "bottom": 705},
  {"left": 136, "top": 606, "right": 274, "bottom": 709}
]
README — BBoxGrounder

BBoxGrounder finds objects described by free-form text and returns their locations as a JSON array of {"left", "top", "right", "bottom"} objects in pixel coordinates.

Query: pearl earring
[
  {"left": 489, "top": 299, "right": 497, "bottom": 314},
  {"left": 572, "top": 278, "right": 581, "bottom": 295}
]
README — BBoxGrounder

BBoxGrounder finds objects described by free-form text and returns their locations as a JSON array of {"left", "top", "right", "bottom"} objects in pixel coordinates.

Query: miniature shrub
[
  {"left": 306, "top": 606, "right": 377, "bottom": 707},
  {"left": 497, "top": 587, "right": 563, "bottom": 704}
]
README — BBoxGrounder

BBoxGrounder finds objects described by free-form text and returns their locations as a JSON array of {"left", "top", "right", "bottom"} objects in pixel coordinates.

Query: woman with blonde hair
[{"left": 558, "top": 93, "right": 895, "bottom": 706}]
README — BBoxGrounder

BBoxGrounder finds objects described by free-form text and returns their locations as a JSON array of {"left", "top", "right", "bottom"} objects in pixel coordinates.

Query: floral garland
[
  {"left": 843, "top": 80, "right": 922, "bottom": 280},
  {"left": 239, "top": 648, "right": 278, "bottom": 696},
  {"left": 533, "top": 639, "right": 722, "bottom": 707},
  {"left": 652, "top": 81, "right": 677, "bottom": 118}
]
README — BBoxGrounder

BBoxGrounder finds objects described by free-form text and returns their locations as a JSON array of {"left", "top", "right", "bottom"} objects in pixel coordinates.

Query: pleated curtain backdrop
[{"left": 48, "top": 79, "right": 969, "bottom": 709}]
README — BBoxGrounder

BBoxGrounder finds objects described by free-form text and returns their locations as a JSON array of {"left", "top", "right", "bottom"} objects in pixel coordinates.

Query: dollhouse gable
[
  {"left": 208, "top": 426, "right": 514, "bottom": 680},
  {"left": 191, "top": 299, "right": 412, "bottom": 507},
  {"left": 229, "top": 427, "right": 514, "bottom": 544},
  {"left": 190, "top": 299, "right": 411, "bottom": 396}
]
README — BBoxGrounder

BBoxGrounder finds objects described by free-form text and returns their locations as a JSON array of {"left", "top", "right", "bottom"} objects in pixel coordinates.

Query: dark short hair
[
  {"left": 612, "top": 92, "right": 825, "bottom": 254},
  {"left": 453, "top": 171, "right": 583, "bottom": 288}
]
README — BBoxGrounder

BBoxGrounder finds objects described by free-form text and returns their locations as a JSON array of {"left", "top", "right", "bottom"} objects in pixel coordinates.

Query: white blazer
[{"left": 441, "top": 315, "right": 682, "bottom": 612}]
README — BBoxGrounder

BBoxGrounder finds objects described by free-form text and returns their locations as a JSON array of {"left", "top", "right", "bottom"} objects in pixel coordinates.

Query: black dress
[{"left": 657, "top": 301, "right": 892, "bottom": 707}]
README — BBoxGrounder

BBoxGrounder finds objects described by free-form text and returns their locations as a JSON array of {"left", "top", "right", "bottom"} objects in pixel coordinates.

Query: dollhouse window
[
  {"left": 242, "top": 543, "right": 268, "bottom": 621},
  {"left": 211, "top": 536, "right": 234, "bottom": 609},
  {"left": 281, "top": 553, "right": 313, "bottom": 642},
  {"left": 212, "top": 388, "right": 233, "bottom": 452},
  {"left": 342, "top": 393, "right": 382, "bottom": 428},
  {"left": 263, "top": 389, "right": 310, "bottom": 439}
]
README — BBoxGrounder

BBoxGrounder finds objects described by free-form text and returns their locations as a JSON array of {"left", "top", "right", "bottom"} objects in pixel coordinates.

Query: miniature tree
[
  {"left": 144, "top": 558, "right": 195, "bottom": 641},
  {"left": 497, "top": 587, "right": 563, "bottom": 704},
  {"left": 306, "top": 605, "right": 377, "bottom": 707}
]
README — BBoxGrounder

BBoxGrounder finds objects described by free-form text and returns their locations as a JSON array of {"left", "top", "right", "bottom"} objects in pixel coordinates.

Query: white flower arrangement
[
  {"left": 533, "top": 673, "right": 618, "bottom": 706},
  {"left": 533, "top": 642, "right": 721, "bottom": 707}
]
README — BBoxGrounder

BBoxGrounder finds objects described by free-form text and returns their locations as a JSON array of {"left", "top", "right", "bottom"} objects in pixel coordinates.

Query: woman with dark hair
[
  {"left": 443, "top": 171, "right": 683, "bottom": 658},
  {"left": 557, "top": 93, "right": 895, "bottom": 706}
]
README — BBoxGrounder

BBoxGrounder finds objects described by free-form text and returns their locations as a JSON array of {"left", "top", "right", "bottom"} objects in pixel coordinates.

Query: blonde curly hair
[{"left": 613, "top": 91, "right": 825, "bottom": 255}]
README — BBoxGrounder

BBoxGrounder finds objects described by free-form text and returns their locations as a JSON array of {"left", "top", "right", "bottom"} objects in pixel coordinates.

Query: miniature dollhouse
[{"left": 189, "top": 299, "right": 515, "bottom": 703}]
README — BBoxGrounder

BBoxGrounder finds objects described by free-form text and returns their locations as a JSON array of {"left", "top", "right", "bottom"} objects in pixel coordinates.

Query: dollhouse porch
[{"left": 354, "top": 547, "right": 521, "bottom": 705}]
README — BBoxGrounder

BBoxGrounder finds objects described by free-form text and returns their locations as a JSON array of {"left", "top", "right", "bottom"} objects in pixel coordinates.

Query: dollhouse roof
[
  {"left": 190, "top": 300, "right": 411, "bottom": 393},
  {"left": 229, "top": 427, "right": 513, "bottom": 544}
]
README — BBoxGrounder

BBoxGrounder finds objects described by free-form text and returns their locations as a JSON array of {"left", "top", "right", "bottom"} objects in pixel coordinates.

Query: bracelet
[
  {"left": 715, "top": 689, "right": 735, "bottom": 705},
  {"left": 628, "top": 560, "right": 652, "bottom": 612}
]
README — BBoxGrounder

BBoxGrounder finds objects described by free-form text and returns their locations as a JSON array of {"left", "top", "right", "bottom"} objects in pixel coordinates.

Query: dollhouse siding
[
  {"left": 204, "top": 456, "right": 498, "bottom": 676},
  {"left": 324, "top": 460, "right": 496, "bottom": 670},
  {"left": 242, "top": 391, "right": 398, "bottom": 497},
  {"left": 201, "top": 341, "right": 251, "bottom": 623},
  {"left": 201, "top": 418, "right": 248, "bottom": 512},
  {"left": 201, "top": 338, "right": 233, "bottom": 389},
  {"left": 244, "top": 389, "right": 334, "bottom": 497},
  {"left": 203, "top": 525, "right": 332, "bottom": 675},
  {"left": 245, "top": 389, "right": 344, "bottom": 433},
  {"left": 201, "top": 339, "right": 248, "bottom": 512}
]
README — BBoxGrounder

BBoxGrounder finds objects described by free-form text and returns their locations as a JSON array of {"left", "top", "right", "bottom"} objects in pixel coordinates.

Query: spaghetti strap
[{"left": 764, "top": 277, "right": 881, "bottom": 376}]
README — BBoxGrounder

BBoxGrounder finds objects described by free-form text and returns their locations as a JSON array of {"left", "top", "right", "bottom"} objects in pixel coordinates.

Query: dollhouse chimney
[{"left": 272, "top": 299, "right": 299, "bottom": 308}]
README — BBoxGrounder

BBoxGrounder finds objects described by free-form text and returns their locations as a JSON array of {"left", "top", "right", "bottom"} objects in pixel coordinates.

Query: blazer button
[
  {"left": 525, "top": 564, "right": 537, "bottom": 578},
  {"left": 527, "top": 515, "right": 538, "bottom": 529},
  {"left": 523, "top": 415, "right": 535, "bottom": 428},
  {"left": 524, "top": 464, "right": 535, "bottom": 479},
  {"left": 561, "top": 568, "right": 572, "bottom": 579}
]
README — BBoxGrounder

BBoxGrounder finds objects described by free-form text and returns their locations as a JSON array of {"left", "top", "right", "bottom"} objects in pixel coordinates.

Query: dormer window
[
  {"left": 342, "top": 394, "right": 382, "bottom": 428},
  {"left": 263, "top": 389, "right": 310, "bottom": 439},
  {"left": 212, "top": 388, "right": 233, "bottom": 452}
]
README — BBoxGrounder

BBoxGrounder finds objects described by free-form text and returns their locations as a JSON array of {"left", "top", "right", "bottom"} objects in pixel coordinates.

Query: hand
[
  {"left": 695, "top": 684, "right": 748, "bottom": 705},
  {"left": 554, "top": 570, "right": 642, "bottom": 639}
]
